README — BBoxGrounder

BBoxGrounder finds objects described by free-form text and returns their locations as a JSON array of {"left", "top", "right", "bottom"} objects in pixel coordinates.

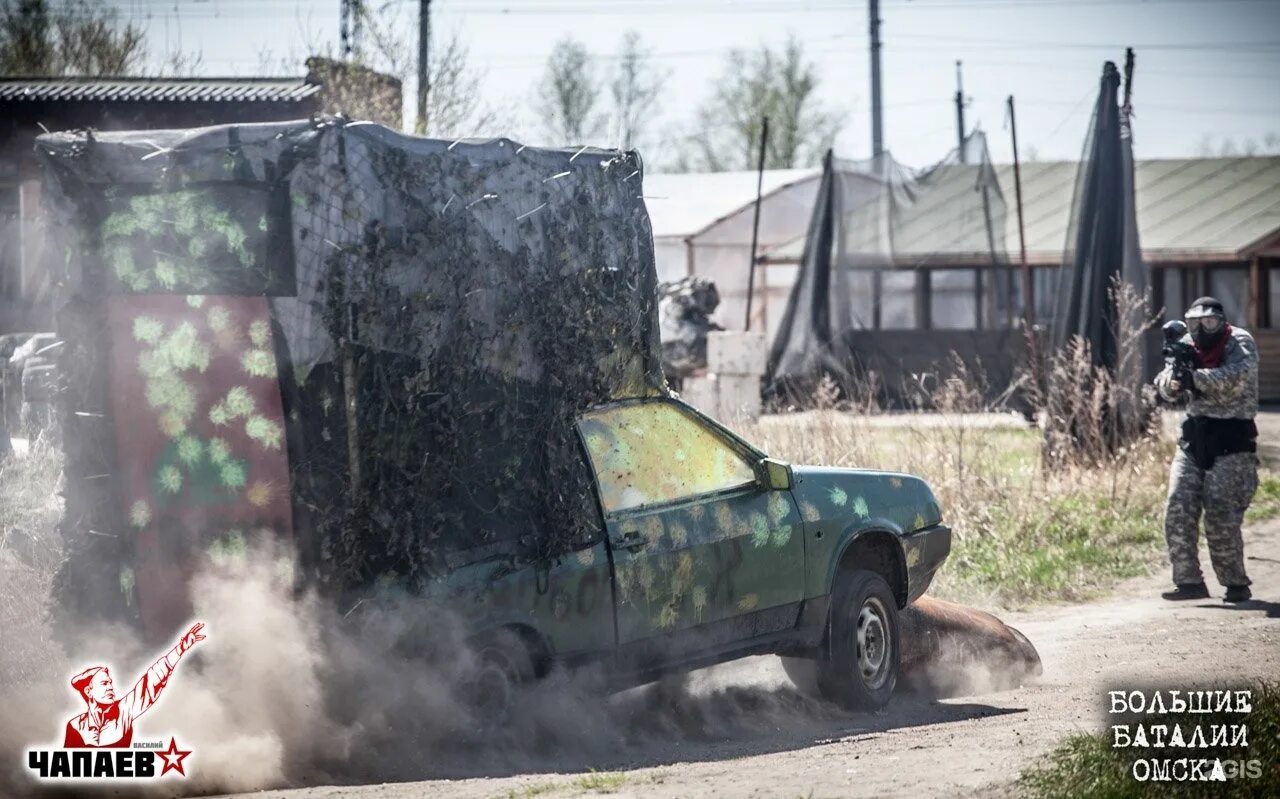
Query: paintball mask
[{"left": 1185, "top": 297, "right": 1226, "bottom": 349}]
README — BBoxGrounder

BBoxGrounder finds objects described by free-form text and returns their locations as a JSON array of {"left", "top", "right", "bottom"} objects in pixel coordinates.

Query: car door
[{"left": 577, "top": 399, "right": 806, "bottom": 661}]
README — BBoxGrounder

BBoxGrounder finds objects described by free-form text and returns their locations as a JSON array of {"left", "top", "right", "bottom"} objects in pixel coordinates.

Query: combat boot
[
  {"left": 1224, "top": 586, "right": 1252, "bottom": 603},
  {"left": 1161, "top": 583, "right": 1209, "bottom": 601}
]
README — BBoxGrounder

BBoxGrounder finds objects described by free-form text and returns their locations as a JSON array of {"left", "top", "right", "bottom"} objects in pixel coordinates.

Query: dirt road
[{"left": 223, "top": 518, "right": 1280, "bottom": 799}]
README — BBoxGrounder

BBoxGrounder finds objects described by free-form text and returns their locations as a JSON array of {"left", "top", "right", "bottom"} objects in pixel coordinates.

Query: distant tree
[
  {"left": 681, "top": 36, "right": 843, "bottom": 172},
  {"left": 608, "top": 31, "right": 663, "bottom": 151},
  {"left": 1196, "top": 133, "right": 1280, "bottom": 157},
  {"left": 538, "top": 37, "right": 602, "bottom": 144},
  {"left": 0, "top": 0, "right": 146, "bottom": 76},
  {"left": 353, "top": 10, "right": 495, "bottom": 136}
]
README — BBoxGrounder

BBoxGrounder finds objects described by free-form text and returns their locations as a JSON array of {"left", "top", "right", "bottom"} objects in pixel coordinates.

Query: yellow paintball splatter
[
  {"left": 129, "top": 500, "right": 151, "bottom": 528},
  {"left": 247, "top": 481, "right": 274, "bottom": 508}
]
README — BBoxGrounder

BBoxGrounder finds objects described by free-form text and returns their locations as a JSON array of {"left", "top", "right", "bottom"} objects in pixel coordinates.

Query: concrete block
[
  {"left": 714, "top": 373, "right": 762, "bottom": 420},
  {"left": 679, "top": 376, "right": 720, "bottom": 416},
  {"left": 707, "top": 331, "right": 768, "bottom": 376}
]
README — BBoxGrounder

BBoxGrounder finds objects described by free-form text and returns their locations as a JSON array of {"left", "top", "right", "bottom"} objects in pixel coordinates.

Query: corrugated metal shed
[
  {"left": 0, "top": 77, "right": 321, "bottom": 105},
  {"left": 758, "top": 156, "right": 1280, "bottom": 265},
  {"left": 644, "top": 167, "right": 819, "bottom": 240}
]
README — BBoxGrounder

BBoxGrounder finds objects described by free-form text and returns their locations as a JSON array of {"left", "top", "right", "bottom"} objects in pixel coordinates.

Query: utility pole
[
  {"left": 1007, "top": 94, "right": 1039, "bottom": 389},
  {"left": 417, "top": 0, "right": 432, "bottom": 134},
  {"left": 745, "top": 116, "right": 770, "bottom": 332},
  {"left": 340, "top": 0, "right": 353, "bottom": 58},
  {"left": 954, "top": 60, "right": 967, "bottom": 160},
  {"left": 869, "top": 0, "right": 883, "bottom": 156}
]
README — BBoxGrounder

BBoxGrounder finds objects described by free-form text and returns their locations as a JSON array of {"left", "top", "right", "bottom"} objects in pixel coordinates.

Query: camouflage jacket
[{"left": 1155, "top": 326, "right": 1258, "bottom": 420}]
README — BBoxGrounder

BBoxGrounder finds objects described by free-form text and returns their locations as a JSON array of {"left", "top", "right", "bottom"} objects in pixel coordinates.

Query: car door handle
[{"left": 612, "top": 529, "right": 649, "bottom": 552}]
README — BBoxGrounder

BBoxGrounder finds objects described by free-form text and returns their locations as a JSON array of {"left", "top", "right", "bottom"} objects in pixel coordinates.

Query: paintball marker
[{"left": 1162, "top": 320, "right": 1197, "bottom": 396}]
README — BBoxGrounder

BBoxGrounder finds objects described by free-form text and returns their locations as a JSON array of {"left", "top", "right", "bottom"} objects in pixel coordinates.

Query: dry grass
[
  {"left": 736, "top": 409, "right": 1175, "bottom": 608},
  {"left": 0, "top": 439, "right": 66, "bottom": 690}
]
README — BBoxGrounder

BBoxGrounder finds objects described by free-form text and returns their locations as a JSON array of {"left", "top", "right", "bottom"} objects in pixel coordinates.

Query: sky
[{"left": 110, "top": 0, "right": 1280, "bottom": 171}]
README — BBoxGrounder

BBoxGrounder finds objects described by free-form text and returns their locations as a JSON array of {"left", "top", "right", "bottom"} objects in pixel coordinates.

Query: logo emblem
[{"left": 27, "top": 623, "right": 205, "bottom": 782}]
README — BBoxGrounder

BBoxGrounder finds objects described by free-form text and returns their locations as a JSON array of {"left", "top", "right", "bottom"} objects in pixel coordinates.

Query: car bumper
[{"left": 903, "top": 524, "right": 951, "bottom": 604}]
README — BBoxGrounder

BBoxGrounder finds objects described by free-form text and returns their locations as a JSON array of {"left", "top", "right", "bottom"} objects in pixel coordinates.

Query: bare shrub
[{"left": 1036, "top": 279, "right": 1156, "bottom": 467}]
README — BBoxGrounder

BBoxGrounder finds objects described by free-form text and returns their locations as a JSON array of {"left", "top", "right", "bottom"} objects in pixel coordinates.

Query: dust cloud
[{"left": 0, "top": 546, "right": 1042, "bottom": 796}]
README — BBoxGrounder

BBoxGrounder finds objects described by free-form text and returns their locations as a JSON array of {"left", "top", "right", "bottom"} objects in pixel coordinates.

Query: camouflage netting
[{"left": 37, "top": 118, "right": 664, "bottom": 632}]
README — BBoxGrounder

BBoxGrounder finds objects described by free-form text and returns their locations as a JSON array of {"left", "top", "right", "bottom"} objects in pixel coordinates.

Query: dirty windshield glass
[
  {"left": 101, "top": 184, "right": 292, "bottom": 295},
  {"left": 578, "top": 401, "right": 756, "bottom": 514}
]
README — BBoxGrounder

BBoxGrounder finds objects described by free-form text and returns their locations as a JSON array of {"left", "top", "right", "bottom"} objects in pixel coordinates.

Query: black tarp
[
  {"left": 1048, "top": 57, "right": 1148, "bottom": 445},
  {"left": 768, "top": 133, "right": 1013, "bottom": 398},
  {"left": 37, "top": 118, "right": 664, "bottom": 613}
]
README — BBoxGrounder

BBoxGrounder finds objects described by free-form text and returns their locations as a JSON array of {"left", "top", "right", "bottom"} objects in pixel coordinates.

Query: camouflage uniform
[{"left": 1155, "top": 326, "right": 1259, "bottom": 588}]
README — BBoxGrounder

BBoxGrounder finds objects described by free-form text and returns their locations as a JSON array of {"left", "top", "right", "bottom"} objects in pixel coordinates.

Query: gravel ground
[{"left": 219, "top": 518, "right": 1280, "bottom": 799}]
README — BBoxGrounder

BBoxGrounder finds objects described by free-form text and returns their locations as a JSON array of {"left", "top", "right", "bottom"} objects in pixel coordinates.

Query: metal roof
[
  {"left": 748, "top": 156, "right": 1280, "bottom": 265},
  {"left": 0, "top": 77, "right": 321, "bottom": 104},
  {"left": 644, "top": 167, "right": 820, "bottom": 240}
]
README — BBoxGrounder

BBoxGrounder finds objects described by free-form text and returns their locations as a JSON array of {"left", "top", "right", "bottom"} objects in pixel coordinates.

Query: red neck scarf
[{"left": 1193, "top": 323, "right": 1231, "bottom": 368}]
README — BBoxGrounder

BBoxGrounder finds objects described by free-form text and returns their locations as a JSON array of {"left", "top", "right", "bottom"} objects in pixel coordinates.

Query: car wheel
[
  {"left": 466, "top": 630, "right": 534, "bottom": 729},
  {"left": 819, "top": 569, "right": 899, "bottom": 711}
]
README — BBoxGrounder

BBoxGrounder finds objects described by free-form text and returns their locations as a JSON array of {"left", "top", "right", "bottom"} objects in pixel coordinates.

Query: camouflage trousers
[{"left": 1164, "top": 449, "right": 1257, "bottom": 587}]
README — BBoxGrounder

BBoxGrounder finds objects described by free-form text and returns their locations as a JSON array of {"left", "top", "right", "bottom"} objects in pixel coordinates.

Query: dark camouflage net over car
[{"left": 36, "top": 118, "right": 665, "bottom": 632}]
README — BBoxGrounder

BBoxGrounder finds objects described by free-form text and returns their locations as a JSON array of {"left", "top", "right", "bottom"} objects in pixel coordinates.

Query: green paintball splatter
[
  {"left": 219, "top": 459, "right": 248, "bottom": 490},
  {"left": 132, "top": 317, "right": 163, "bottom": 344},
  {"left": 177, "top": 436, "right": 203, "bottom": 464},
  {"left": 162, "top": 322, "right": 211, "bottom": 373},
  {"left": 208, "top": 403, "right": 231, "bottom": 426},
  {"left": 223, "top": 386, "right": 255, "bottom": 418},
  {"left": 207, "top": 306, "right": 231, "bottom": 333},
  {"left": 749, "top": 512, "right": 771, "bottom": 548},
  {"left": 241, "top": 350, "right": 276, "bottom": 378},
  {"left": 852, "top": 496, "right": 870, "bottom": 518},
  {"left": 829, "top": 486, "right": 848, "bottom": 507},
  {"left": 158, "top": 465, "right": 183, "bottom": 494},
  {"left": 207, "top": 438, "right": 231, "bottom": 464},
  {"left": 245, "top": 415, "right": 283, "bottom": 450},
  {"left": 248, "top": 320, "right": 270, "bottom": 348},
  {"left": 767, "top": 492, "right": 791, "bottom": 524},
  {"left": 772, "top": 524, "right": 793, "bottom": 547},
  {"left": 129, "top": 500, "right": 151, "bottom": 528},
  {"left": 119, "top": 566, "right": 135, "bottom": 602}
]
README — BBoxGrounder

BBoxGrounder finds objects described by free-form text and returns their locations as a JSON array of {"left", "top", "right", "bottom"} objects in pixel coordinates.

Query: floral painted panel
[{"left": 106, "top": 293, "right": 293, "bottom": 635}]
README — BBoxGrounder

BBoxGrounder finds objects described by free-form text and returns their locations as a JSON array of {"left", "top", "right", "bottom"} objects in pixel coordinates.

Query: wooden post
[
  {"left": 1249, "top": 254, "right": 1262, "bottom": 329},
  {"left": 745, "top": 116, "right": 769, "bottom": 331}
]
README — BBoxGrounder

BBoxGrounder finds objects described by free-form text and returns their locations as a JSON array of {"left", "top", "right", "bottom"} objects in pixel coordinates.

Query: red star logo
[{"left": 158, "top": 737, "right": 192, "bottom": 777}]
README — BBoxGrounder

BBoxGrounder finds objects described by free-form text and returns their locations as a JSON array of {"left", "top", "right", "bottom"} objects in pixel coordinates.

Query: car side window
[{"left": 578, "top": 401, "right": 756, "bottom": 515}]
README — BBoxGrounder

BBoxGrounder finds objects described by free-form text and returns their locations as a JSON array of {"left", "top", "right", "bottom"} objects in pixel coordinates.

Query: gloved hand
[{"left": 1173, "top": 363, "right": 1195, "bottom": 394}]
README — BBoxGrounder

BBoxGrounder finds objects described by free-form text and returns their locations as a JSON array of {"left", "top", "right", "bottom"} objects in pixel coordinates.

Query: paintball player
[{"left": 1155, "top": 297, "right": 1259, "bottom": 603}]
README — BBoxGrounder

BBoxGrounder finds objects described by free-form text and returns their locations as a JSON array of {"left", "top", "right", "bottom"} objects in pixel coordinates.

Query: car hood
[{"left": 789, "top": 465, "right": 943, "bottom": 534}]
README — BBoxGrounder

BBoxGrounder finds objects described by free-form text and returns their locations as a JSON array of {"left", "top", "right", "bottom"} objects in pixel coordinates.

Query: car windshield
[{"left": 578, "top": 401, "right": 756, "bottom": 514}]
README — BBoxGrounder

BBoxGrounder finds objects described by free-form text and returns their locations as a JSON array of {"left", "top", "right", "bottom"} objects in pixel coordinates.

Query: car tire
[
  {"left": 817, "top": 569, "right": 900, "bottom": 711},
  {"left": 466, "top": 629, "right": 535, "bottom": 729}
]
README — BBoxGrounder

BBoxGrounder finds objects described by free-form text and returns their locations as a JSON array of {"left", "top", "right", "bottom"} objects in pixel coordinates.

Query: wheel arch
[
  {"left": 830, "top": 523, "right": 909, "bottom": 609},
  {"left": 471, "top": 622, "right": 553, "bottom": 680}
]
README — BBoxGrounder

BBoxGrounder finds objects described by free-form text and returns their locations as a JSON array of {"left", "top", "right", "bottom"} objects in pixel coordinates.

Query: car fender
[{"left": 824, "top": 517, "right": 909, "bottom": 605}]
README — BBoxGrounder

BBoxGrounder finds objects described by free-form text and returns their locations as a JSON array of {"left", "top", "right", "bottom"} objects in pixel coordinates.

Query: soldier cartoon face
[
  {"left": 87, "top": 670, "right": 117, "bottom": 704},
  {"left": 76, "top": 668, "right": 117, "bottom": 705}
]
